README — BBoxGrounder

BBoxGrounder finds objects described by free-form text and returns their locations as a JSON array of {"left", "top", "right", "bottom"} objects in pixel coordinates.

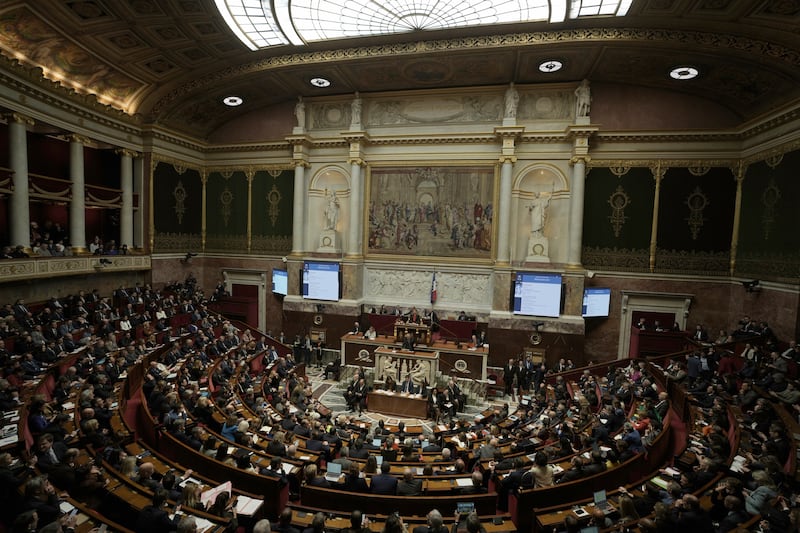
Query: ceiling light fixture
[
  {"left": 222, "top": 96, "right": 243, "bottom": 107},
  {"left": 310, "top": 77, "right": 331, "bottom": 88},
  {"left": 538, "top": 60, "right": 563, "bottom": 73},
  {"left": 669, "top": 66, "right": 699, "bottom": 80}
]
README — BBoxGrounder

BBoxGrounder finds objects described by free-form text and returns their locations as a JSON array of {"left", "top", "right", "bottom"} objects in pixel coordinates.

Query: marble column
[
  {"left": 566, "top": 156, "right": 588, "bottom": 267},
  {"left": 133, "top": 156, "right": 144, "bottom": 249},
  {"left": 68, "top": 135, "right": 87, "bottom": 252},
  {"left": 496, "top": 157, "right": 514, "bottom": 264},
  {"left": 291, "top": 161, "right": 307, "bottom": 254},
  {"left": 347, "top": 158, "right": 364, "bottom": 256},
  {"left": 118, "top": 149, "right": 134, "bottom": 249},
  {"left": 648, "top": 163, "right": 666, "bottom": 273},
  {"left": 8, "top": 114, "right": 33, "bottom": 249},
  {"left": 729, "top": 162, "right": 746, "bottom": 275}
]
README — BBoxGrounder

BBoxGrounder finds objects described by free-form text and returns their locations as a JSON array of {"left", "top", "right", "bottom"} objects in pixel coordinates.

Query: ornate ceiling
[{"left": 0, "top": 0, "right": 799, "bottom": 140}]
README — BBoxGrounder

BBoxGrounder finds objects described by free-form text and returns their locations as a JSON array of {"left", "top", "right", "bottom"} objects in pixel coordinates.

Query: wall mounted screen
[
  {"left": 272, "top": 268, "right": 288, "bottom": 296},
  {"left": 512, "top": 272, "right": 562, "bottom": 317},
  {"left": 582, "top": 287, "right": 611, "bottom": 317},
  {"left": 302, "top": 262, "right": 340, "bottom": 301}
]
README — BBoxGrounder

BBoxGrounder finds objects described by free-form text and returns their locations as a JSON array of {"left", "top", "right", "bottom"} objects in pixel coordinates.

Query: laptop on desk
[
  {"left": 324, "top": 462, "right": 342, "bottom": 483},
  {"left": 593, "top": 490, "right": 613, "bottom": 514}
]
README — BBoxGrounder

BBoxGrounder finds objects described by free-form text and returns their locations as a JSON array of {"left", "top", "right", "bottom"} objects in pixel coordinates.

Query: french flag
[{"left": 430, "top": 272, "right": 438, "bottom": 304}]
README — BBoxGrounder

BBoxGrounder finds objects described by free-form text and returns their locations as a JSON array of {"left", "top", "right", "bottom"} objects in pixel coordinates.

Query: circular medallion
[
  {"left": 530, "top": 332, "right": 542, "bottom": 345},
  {"left": 313, "top": 314, "right": 323, "bottom": 325},
  {"left": 454, "top": 359, "right": 468, "bottom": 372}
]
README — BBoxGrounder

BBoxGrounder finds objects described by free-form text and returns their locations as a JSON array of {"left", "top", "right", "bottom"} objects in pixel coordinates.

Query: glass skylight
[{"left": 216, "top": 0, "right": 633, "bottom": 50}]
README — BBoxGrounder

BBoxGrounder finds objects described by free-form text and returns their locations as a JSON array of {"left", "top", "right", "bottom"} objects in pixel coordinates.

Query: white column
[
  {"left": 291, "top": 162, "right": 307, "bottom": 254},
  {"left": 119, "top": 149, "right": 134, "bottom": 248},
  {"left": 347, "top": 160, "right": 363, "bottom": 256},
  {"left": 566, "top": 156, "right": 587, "bottom": 266},
  {"left": 68, "top": 135, "right": 87, "bottom": 252},
  {"left": 648, "top": 163, "right": 666, "bottom": 273},
  {"left": 133, "top": 156, "right": 144, "bottom": 249},
  {"left": 496, "top": 158, "right": 514, "bottom": 264},
  {"left": 8, "top": 114, "right": 32, "bottom": 249},
  {"left": 729, "top": 163, "right": 746, "bottom": 275}
]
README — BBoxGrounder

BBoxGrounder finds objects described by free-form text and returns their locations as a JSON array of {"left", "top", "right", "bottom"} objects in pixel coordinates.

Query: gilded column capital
[
  {"left": 498, "top": 155, "right": 517, "bottom": 164},
  {"left": 730, "top": 161, "right": 748, "bottom": 183},
  {"left": 292, "top": 159, "right": 311, "bottom": 169},
  {"left": 570, "top": 155, "right": 591, "bottom": 166},
  {"left": 5, "top": 112, "right": 34, "bottom": 127},
  {"left": 115, "top": 148, "right": 140, "bottom": 159},
  {"left": 66, "top": 134, "right": 91, "bottom": 145},
  {"left": 200, "top": 171, "right": 208, "bottom": 186},
  {"left": 245, "top": 168, "right": 256, "bottom": 181},
  {"left": 347, "top": 157, "right": 366, "bottom": 167},
  {"left": 649, "top": 162, "right": 667, "bottom": 183}
]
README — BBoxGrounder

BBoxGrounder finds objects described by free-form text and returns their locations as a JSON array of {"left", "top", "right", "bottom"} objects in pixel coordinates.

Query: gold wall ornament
[
  {"left": 173, "top": 180, "right": 187, "bottom": 224},
  {"left": 761, "top": 178, "right": 781, "bottom": 240},
  {"left": 609, "top": 166, "right": 630, "bottom": 177},
  {"left": 607, "top": 185, "right": 630, "bottom": 238},
  {"left": 267, "top": 184, "right": 282, "bottom": 227},
  {"left": 685, "top": 186, "right": 709, "bottom": 240},
  {"left": 220, "top": 171, "right": 234, "bottom": 179},
  {"left": 268, "top": 169, "right": 282, "bottom": 179},
  {"left": 220, "top": 187, "right": 234, "bottom": 227},
  {"left": 688, "top": 166, "right": 710, "bottom": 176},
  {"left": 173, "top": 164, "right": 186, "bottom": 175},
  {"left": 765, "top": 153, "right": 784, "bottom": 169}
]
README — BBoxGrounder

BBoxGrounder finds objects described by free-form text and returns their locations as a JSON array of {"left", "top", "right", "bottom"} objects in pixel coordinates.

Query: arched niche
[
  {"left": 510, "top": 163, "right": 569, "bottom": 264},
  {"left": 307, "top": 166, "right": 350, "bottom": 247}
]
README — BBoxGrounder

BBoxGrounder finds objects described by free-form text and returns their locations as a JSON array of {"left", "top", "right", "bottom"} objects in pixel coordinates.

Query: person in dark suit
[
  {"left": 502, "top": 358, "right": 516, "bottom": 398},
  {"left": 400, "top": 375, "right": 418, "bottom": 394},
  {"left": 341, "top": 510, "right": 371, "bottom": 533},
  {"left": 34, "top": 434, "right": 67, "bottom": 473},
  {"left": 135, "top": 489, "right": 180, "bottom": 533},
  {"left": 401, "top": 332, "right": 415, "bottom": 350},
  {"left": 341, "top": 463, "right": 369, "bottom": 493},
  {"left": 349, "top": 438, "right": 370, "bottom": 459},
  {"left": 396, "top": 468, "right": 423, "bottom": 496},
  {"left": 273, "top": 508, "right": 301, "bottom": 533},
  {"left": 369, "top": 462, "right": 398, "bottom": 494},
  {"left": 304, "top": 464, "right": 330, "bottom": 487},
  {"left": 422, "top": 434, "right": 442, "bottom": 452},
  {"left": 412, "top": 510, "right": 449, "bottom": 533}
]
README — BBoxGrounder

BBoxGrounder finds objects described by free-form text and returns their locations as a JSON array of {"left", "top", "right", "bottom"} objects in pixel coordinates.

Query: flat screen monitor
[
  {"left": 302, "top": 261, "right": 340, "bottom": 301},
  {"left": 582, "top": 287, "right": 611, "bottom": 317},
  {"left": 512, "top": 272, "right": 562, "bottom": 318},
  {"left": 272, "top": 268, "right": 288, "bottom": 296}
]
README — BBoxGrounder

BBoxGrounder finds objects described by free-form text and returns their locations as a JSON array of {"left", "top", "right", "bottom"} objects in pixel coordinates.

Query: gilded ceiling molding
[
  {"left": 587, "top": 159, "right": 736, "bottom": 169},
  {"left": 151, "top": 154, "right": 203, "bottom": 175},
  {"left": 152, "top": 27, "right": 800, "bottom": 114},
  {"left": 743, "top": 137, "right": 800, "bottom": 166}
]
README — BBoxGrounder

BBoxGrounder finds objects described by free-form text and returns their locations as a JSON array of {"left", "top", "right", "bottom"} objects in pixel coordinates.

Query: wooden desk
[
  {"left": 367, "top": 391, "right": 428, "bottom": 419},
  {"left": 394, "top": 321, "right": 431, "bottom": 345}
]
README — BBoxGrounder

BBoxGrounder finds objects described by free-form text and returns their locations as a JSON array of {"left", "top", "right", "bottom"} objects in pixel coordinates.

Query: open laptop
[
  {"left": 324, "top": 462, "right": 343, "bottom": 483},
  {"left": 580, "top": 527, "right": 600, "bottom": 533},
  {"left": 376, "top": 456, "right": 383, "bottom": 466},
  {"left": 593, "top": 490, "right": 612, "bottom": 514},
  {"left": 372, "top": 438, "right": 382, "bottom": 447}
]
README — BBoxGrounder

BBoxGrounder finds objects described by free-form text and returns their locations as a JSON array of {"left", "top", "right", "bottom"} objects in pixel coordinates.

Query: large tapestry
[{"left": 367, "top": 165, "right": 495, "bottom": 258}]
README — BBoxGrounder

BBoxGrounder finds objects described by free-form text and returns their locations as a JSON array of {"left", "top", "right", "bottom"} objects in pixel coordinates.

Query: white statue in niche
[
  {"left": 504, "top": 83, "right": 519, "bottom": 118},
  {"left": 323, "top": 189, "right": 340, "bottom": 230},
  {"left": 575, "top": 79, "right": 591, "bottom": 118},
  {"left": 294, "top": 96, "right": 306, "bottom": 129},
  {"left": 528, "top": 192, "right": 551, "bottom": 235},
  {"left": 351, "top": 92, "right": 362, "bottom": 127}
]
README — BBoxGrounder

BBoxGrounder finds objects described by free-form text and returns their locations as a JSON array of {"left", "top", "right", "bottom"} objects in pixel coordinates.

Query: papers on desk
[
  {"left": 235, "top": 495, "right": 263, "bottom": 516},
  {"left": 298, "top": 455, "right": 311, "bottom": 461},
  {"left": 193, "top": 517, "right": 215, "bottom": 533},
  {"left": 179, "top": 477, "right": 203, "bottom": 488},
  {"left": 455, "top": 477, "right": 473, "bottom": 487},
  {"left": 200, "top": 481, "right": 232, "bottom": 509},
  {"left": 1, "top": 424, "right": 17, "bottom": 437},
  {"left": 730, "top": 455, "right": 747, "bottom": 473},
  {"left": 651, "top": 476, "right": 669, "bottom": 490},
  {"left": 552, "top": 465, "right": 564, "bottom": 475},
  {"left": 281, "top": 462, "right": 294, "bottom": 475},
  {"left": 260, "top": 426, "right": 272, "bottom": 434},
  {"left": 437, "top": 425, "right": 448, "bottom": 432},
  {"left": 59, "top": 501, "right": 76, "bottom": 514},
  {"left": 62, "top": 401, "right": 75, "bottom": 410},
  {"left": 663, "top": 467, "right": 680, "bottom": 477},
  {"left": 0, "top": 434, "right": 18, "bottom": 447}
]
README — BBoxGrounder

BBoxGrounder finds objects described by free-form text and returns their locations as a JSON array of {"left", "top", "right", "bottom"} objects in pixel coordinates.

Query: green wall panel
[
  {"left": 250, "top": 169, "right": 294, "bottom": 253},
  {"left": 206, "top": 171, "right": 248, "bottom": 253},
  {"left": 152, "top": 162, "right": 201, "bottom": 252}
]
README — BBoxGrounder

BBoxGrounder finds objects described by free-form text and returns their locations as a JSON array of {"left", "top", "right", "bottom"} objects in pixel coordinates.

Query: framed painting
[{"left": 366, "top": 165, "right": 496, "bottom": 259}]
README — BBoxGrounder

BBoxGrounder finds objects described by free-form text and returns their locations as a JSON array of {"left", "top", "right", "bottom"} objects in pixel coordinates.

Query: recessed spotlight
[
  {"left": 538, "top": 60, "right": 563, "bottom": 73},
  {"left": 310, "top": 77, "right": 331, "bottom": 88},
  {"left": 222, "top": 96, "right": 243, "bottom": 106},
  {"left": 669, "top": 66, "right": 699, "bottom": 80}
]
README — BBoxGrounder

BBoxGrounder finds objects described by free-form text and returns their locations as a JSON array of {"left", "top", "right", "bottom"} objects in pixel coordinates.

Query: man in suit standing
[
  {"left": 370, "top": 462, "right": 398, "bottom": 494},
  {"left": 502, "top": 358, "right": 516, "bottom": 399}
]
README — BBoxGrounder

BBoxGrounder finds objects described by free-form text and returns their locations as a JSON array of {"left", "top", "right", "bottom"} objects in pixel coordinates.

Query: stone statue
[
  {"left": 575, "top": 79, "right": 591, "bottom": 118},
  {"left": 504, "top": 82, "right": 519, "bottom": 118},
  {"left": 410, "top": 359, "right": 430, "bottom": 388},
  {"left": 294, "top": 96, "right": 305, "bottom": 129},
  {"left": 382, "top": 355, "right": 397, "bottom": 381},
  {"left": 351, "top": 91, "right": 362, "bottom": 126},
  {"left": 323, "top": 188, "right": 340, "bottom": 231},
  {"left": 528, "top": 192, "right": 551, "bottom": 234}
]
